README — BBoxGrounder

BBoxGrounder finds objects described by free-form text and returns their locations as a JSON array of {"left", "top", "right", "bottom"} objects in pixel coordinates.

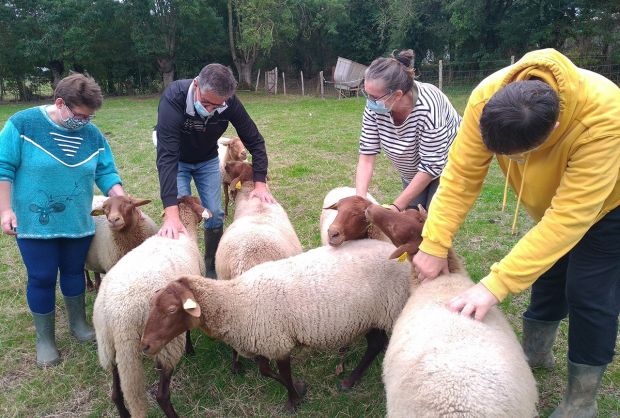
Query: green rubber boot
[
  {"left": 32, "top": 311, "right": 60, "bottom": 367},
  {"left": 522, "top": 316, "right": 560, "bottom": 369},
  {"left": 63, "top": 294, "right": 96, "bottom": 342},
  {"left": 550, "top": 360, "right": 607, "bottom": 418},
  {"left": 204, "top": 227, "right": 223, "bottom": 279}
]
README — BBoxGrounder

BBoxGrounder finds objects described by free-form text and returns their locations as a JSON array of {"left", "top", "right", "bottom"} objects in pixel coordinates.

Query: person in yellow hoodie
[{"left": 413, "top": 48, "right": 619, "bottom": 417}]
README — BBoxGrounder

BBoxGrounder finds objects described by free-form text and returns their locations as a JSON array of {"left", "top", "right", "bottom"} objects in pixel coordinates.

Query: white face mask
[{"left": 60, "top": 104, "right": 93, "bottom": 130}]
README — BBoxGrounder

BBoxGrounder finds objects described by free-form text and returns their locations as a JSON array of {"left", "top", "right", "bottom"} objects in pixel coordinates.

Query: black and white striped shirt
[{"left": 359, "top": 81, "right": 462, "bottom": 181}]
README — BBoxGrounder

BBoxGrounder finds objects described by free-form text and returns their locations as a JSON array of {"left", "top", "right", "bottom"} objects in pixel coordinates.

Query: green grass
[{"left": 0, "top": 92, "right": 618, "bottom": 417}]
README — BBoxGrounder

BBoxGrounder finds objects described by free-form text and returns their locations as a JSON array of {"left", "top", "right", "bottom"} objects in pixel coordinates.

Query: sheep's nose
[
  {"left": 240, "top": 151, "right": 247, "bottom": 159},
  {"left": 109, "top": 215, "right": 121, "bottom": 224},
  {"left": 142, "top": 344, "right": 150, "bottom": 353}
]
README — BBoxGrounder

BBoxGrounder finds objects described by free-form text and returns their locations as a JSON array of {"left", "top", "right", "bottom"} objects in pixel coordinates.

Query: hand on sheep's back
[
  {"left": 250, "top": 181, "right": 277, "bottom": 204},
  {"left": 447, "top": 282, "right": 499, "bottom": 321},
  {"left": 412, "top": 250, "right": 449, "bottom": 281}
]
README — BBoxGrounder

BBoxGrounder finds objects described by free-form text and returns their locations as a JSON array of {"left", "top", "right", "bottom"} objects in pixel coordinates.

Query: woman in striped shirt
[{"left": 356, "top": 49, "right": 462, "bottom": 211}]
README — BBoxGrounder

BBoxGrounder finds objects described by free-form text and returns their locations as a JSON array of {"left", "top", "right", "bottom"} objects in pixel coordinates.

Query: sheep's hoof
[
  {"left": 285, "top": 395, "right": 303, "bottom": 414},
  {"left": 231, "top": 361, "right": 244, "bottom": 375},
  {"left": 339, "top": 377, "right": 356, "bottom": 391}
]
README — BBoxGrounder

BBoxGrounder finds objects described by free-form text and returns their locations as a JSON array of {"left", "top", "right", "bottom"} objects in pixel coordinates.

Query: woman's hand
[
  {"left": 412, "top": 250, "right": 449, "bottom": 281},
  {"left": 447, "top": 283, "right": 499, "bottom": 321},
  {"left": 1, "top": 209, "right": 17, "bottom": 236},
  {"left": 250, "top": 181, "right": 277, "bottom": 204}
]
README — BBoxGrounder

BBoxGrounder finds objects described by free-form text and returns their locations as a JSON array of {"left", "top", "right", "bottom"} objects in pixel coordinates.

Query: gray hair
[
  {"left": 365, "top": 49, "right": 415, "bottom": 94},
  {"left": 197, "top": 64, "right": 238, "bottom": 98}
]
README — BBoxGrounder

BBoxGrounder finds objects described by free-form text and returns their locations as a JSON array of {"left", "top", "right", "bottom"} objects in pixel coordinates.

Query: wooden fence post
[
  {"left": 274, "top": 67, "right": 278, "bottom": 95},
  {"left": 300, "top": 71, "right": 304, "bottom": 96},
  {"left": 255, "top": 69, "right": 261, "bottom": 92},
  {"left": 282, "top": 72, "right": 286, "bottom": 95},
  {"left": 319, "top": 71, "right": 324, "bottom": 98},
  {"left": 438, "top": 60, "right": 443, "bottom": 91},
  {"left": 511, "top": 55, "right": 515, "bottom": 65}
]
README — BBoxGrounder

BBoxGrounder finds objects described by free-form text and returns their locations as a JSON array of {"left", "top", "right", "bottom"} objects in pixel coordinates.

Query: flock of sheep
[{"left": 83, "top": 137, "right": 539, "bottom": 417}]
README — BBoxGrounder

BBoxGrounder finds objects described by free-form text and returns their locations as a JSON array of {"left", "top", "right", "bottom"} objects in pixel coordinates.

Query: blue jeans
[
  {"left": 177, "top": 156, "right": 224, "bottom": 229},
  {"left": 524, "top": 205, "right": 620, "bottom": 365},
  {"left": 17, "top": 236, "right": 93, "bottom": 314},
  {"left": 401, "top": 177, "right": 440, "bottom": 210}
]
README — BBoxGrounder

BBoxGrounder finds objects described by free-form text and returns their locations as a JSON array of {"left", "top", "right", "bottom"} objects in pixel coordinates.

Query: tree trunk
[
  {"left": 157, "top": 57, "right": 175, "bottom": 89},
  {"left": 236, "top": 62, "right": 254, "bottom": 89},
  {"left": 49, "top": 60, "right": 64, "bottom": 88}
]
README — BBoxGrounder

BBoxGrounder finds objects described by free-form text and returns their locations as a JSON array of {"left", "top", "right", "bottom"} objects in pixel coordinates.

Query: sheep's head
[
  {"left": 225, "top": 161, "right": 254, "bottom": 198},
  {"left": 90, "top": 195, "right": 151, "bottom": 231},
  {"left": 325, "top": 195, "right": 375, "bottom": 246},
  {"left": 364, "top": 203, "right": 427, "bottom": 261},
  {"left": 177, "top": 196, "right": 212, "bottom": 226},
  {"left": 227, "top": 136, "right": 248, "bottom": 161},
  {"left": 141, "top": 276, "right": 202, "bottom": 356}
]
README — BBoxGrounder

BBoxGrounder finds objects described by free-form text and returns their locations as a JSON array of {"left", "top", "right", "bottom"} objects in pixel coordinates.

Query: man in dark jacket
[{"left": 155, "top": 63, "right": 275, "bottom": 277}]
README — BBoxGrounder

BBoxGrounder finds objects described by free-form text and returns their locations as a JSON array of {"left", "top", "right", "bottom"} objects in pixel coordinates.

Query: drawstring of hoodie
[{"left": 501, "top": 156, "right": 529, "bottom": 235}]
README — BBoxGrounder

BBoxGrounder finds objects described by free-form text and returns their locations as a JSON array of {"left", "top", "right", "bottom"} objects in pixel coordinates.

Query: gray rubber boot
[
  {"left": 522, "top": 316, "right": 560, "bottom": 369},
  {"left": 63, "top": 294, "right": 96, "bottom": 342},
  {"left": 204, "top": 227, "right": 223, "bottom": 279},
  {"left": 550, "top": 360, "right": 607, "bottom": 418},
  {"left": 32, "top": 311, "right": 60, "bottom": 367}
]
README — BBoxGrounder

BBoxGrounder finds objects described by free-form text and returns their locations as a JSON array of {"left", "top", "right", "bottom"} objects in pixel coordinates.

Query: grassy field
[{"left": 0, "top": 92, "right": 618, "bottom": 417}]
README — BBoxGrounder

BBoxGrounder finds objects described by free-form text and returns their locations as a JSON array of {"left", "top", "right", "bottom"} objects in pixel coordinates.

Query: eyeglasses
[
  {"left": 65, "top": 105, "right": 95, "bottom": 121},
  {"left": 199, "top": 98, "right": 227, "bottom": 110},
  {"left": 361, "top": 88, "right": 394, "bottom": 104}
]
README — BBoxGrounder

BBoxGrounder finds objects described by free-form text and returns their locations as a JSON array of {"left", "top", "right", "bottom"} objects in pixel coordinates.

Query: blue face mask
[
  {"left": 366, "top": 99, "right": 391, "bottom": 114},
  {"left": 194, "top": 101, "right": 214, "bottom": 118}
]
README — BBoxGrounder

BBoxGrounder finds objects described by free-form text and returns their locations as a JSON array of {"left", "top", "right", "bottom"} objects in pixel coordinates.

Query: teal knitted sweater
[{"left": 0, "top": 106, "right": 122, "bottom": 238}]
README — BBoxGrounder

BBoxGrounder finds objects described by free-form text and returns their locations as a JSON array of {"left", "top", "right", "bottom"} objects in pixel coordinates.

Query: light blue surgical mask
[
  {"left": 194, "top": 101, "right": 214, "bottom": 118},
  {"left": 366, "top": 99, "right": 391, "bottom": 114}
]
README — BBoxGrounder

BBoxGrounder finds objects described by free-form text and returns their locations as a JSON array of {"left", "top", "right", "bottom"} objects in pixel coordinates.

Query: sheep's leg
[
  {"left": 256, "top": 355, "right": 283, "bottom": 383},
  {"left": 231, "top": 349, "right": 242, "bottom": 374},
  {"left": 85, "top": 270, "right": 95, "bottom": 292},
  {"left": 276, "top": 356, "right": 306, "bottom": 413},
  {"left": 155, "top": 362, "right": 178, "bottom": 418},
  {"left": 94, "top": 272, "right": 102, "bottom": 292},
  {"left": 340, "top": 328, "right": 387, "bottom": 390},
  {"left": 111, "top": 365, "right": 130, "bottom": 418},
  {"left": 222, "top": 182, "right": 229, "bottom": 218},
  {"left": 184, "top": 331, "right": 194, "bottom": 356}
]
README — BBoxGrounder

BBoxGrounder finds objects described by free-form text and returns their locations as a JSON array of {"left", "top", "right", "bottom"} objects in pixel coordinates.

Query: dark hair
[
  {"left": 480, "top": 80, "right": 560, "bottom": 154},
  {"left": 197, "top": 64, "right": 238, "bottom": 98},
  {"left": 365, "top": 49, "right": 416, "bottom": 93},
  {"left": 54, "top": 73, "right": 103, "bottom": 110}
]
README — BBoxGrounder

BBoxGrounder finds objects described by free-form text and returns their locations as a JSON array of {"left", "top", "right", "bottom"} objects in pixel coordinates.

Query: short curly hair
[{"left": 480, "top": 80, "right": 559, "bottom": 154}]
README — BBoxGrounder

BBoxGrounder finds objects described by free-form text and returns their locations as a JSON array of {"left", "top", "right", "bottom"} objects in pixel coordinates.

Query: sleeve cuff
[
  {"left": 480, "top": 274, "right": 510, "bottom": 302},
  {"left": 162, "top": 194, "right": 178, "bottom": 208},
  {"left": 253, "top": 172, "right": 267, "bottom": 183},
  {"left": 98, "top": 176, "right": 122, "bottom": 196},
  {"left": 418, "top": 239, "right": 449, "bottom": 258}
]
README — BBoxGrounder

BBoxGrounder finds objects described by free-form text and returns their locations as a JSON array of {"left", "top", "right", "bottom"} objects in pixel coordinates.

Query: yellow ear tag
[
  {"left": 397, "top": 252, "right": 409, "bottom": 262},
  {"left": 381, "top": 204, "right": 391, "bottom": 209},
  {"left": 235, "top": 181, "right": 241, "bottom": 190}
]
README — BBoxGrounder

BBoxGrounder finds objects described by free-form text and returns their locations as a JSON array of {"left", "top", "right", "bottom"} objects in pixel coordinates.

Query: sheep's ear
[
  {"left": 417, "top": 204, "right": 428, "bottom": 221},
  {"left": 132, "top": 198, "right": 152, "bottom": 208},
  {"left": 388, "top": 242, "right": 420, "bottom": 261},
  {"left": 91, "top": 208, "right": 104, "bottom": 216},
  {"left": 182, "top": 298, "right": 201, "bottom": 317},
  {"left": 324, "top": 202, "right": 338, "bottom": 210}
]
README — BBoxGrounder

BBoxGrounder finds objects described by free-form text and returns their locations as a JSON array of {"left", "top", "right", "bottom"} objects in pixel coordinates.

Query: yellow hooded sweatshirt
[{"left": 420, "top": 48, "right": 620, "bottom": 301}]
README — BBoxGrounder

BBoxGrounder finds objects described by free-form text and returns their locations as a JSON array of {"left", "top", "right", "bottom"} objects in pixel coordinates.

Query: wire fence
[{"left": 1, "top": 55, "right": 619, "bottom": 103}]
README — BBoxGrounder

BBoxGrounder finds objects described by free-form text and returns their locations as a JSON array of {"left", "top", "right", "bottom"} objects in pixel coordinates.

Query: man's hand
[
  {"left": 412, "top": 250, "right": 449, "bottom": 281},
  {"left": 250, "top": 181, "right": 277, "bottom": 204},
  {"left": 158, "top": 206, "right": 188, "bottom": 239},
  {"left": 0, "top": 209, "right": 17, "bottom": 236},
  {"left": 447, "top": 282, "right": 499, "bottom": 321}
]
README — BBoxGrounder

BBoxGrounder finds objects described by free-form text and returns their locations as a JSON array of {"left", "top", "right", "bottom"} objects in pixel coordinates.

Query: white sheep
[
  {"left": 141, "top": 239, "right": 413, "bottom": 413},
  {"left": 84, "top": 195, "right": 159, "bottom": 291},
  {"left": 217, "top": 136, "right": 248, "bottom": 217},
  {"left": 215, "top": 160, "right": 302, "bottom": 281},
  {"left": 364, "top": 204, "right": 538, "bottom": 418},
  {"left": 93, "top": 196, "right": 211, "bottom": 418},
  {"left": 320, "top": 186, "right": 389, "bottom": 246}
]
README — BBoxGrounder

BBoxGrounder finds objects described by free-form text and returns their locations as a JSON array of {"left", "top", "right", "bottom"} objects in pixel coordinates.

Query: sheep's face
[
  {"left": 141, "top": 277, "right": 202, "bottom": 356},
  {"left": 90, "top": 195, "right": 151, "bottom": 231},
  {"left": 364, "top": 204, "right": 426, "bottom": 257},
  {"left": 228, "top": 136, "right": 248, "bottom": 161},
  {"left": 225, "top": 161, "right": 253, "bottom": 182},
  {"left": 325, "top": 196, "right": 374, "bottom": 246}
]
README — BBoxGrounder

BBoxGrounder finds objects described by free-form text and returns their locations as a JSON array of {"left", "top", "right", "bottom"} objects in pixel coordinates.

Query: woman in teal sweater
[{"left": 0, "top": 74, "right": 127, "bottom": 367}]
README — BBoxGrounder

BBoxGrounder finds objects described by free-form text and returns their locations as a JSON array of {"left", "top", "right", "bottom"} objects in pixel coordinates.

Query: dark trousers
[
  {"left": 524, "top": 205, "right": 620, "bottom": 366},
  {"left": 17, "top": 236, "right": 93, "bottom": 314}
]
